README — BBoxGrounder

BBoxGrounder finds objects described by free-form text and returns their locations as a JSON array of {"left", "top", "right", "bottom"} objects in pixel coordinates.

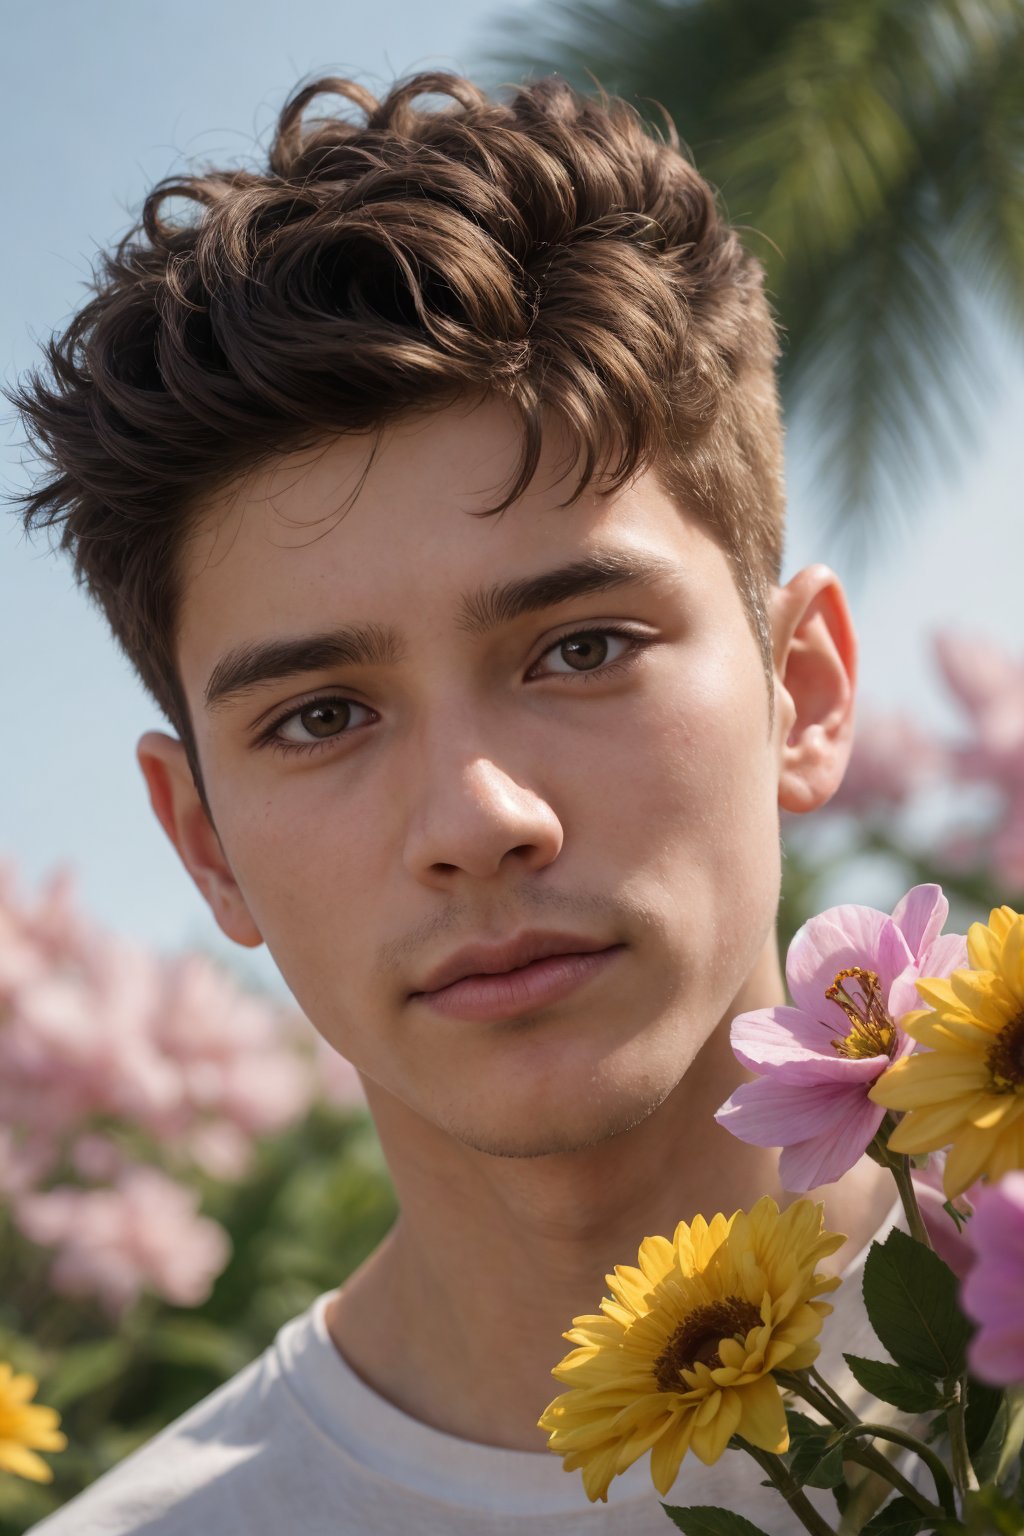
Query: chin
[{"left": 434, "top": 1073, "right": 676, "bottom": 1161}]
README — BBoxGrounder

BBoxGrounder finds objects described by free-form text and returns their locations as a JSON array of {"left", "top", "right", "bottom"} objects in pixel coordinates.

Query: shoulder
[{"left": 26, "top": 1341, "right": 286, "bottom": 1536}]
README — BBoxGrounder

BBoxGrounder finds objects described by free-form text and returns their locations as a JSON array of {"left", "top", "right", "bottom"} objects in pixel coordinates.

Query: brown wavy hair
[{"left": 8, "top": 71, "right": 785, "bottom": 801}]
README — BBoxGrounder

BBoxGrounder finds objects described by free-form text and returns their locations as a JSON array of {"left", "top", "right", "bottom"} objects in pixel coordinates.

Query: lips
[{"left": 411, "top": 930, "right": 615, "bottom": 997}]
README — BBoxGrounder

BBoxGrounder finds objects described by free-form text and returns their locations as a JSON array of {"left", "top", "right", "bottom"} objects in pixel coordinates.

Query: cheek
[
  {"left": 213, "top": 785, "right": 383, "bottom": 1034},
  {"left": 604, "top": 651, "right": 781, "bottom": 975}
]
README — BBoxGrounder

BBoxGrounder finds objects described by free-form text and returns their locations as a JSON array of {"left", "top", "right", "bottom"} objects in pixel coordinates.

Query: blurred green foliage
[{"left": 0, "top": 1106, "right": 396, "bottom": 1535}]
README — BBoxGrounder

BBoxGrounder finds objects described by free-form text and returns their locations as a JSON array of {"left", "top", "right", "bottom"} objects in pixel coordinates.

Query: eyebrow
[{"left": 203, "top": 548, "right": 677, "bottom": 713}]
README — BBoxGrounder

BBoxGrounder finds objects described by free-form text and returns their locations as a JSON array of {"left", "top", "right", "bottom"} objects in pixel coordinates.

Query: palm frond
[
  {"left": 787, "top": 182, "right": 986, "bottom": 559},
  {"left": 476, "top": 0, "right": 1024, "bottom": 553}
]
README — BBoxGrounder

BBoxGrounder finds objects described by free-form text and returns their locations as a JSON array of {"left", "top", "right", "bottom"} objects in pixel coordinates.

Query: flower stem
[
  {"left": 825, "top": 1422, "right": 958, "bottom": 1518},
  {"left": 777, "top": 1372, "right": 853, "bottom": 1430},
  {"left": 945, "top": 1376, "right": 979, "bottom": 1499},
  {"left": 737, "top": 1442, "right": 840, "bottom": 1536},
  {"left": 841, "top": 1446, "right": 948, "bottom": 1525},
  {"left": 887, "top": 1151, "right": 932, "bottom": 1249},
  {"left": 807, "top": 1366, "right": 859, "bottom": 1425},
  {"left": 780, "top": 1375, "right": 948, "bottom": 1524}
]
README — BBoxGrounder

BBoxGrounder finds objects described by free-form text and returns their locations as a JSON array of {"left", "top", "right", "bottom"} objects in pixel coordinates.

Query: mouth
[{"left": 410, "top": 944, "right": 626, "bottom": 1024}]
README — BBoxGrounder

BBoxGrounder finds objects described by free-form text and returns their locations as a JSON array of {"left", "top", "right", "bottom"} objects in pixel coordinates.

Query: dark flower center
[
  {"left": 825, "top": 967, "right": 897, "bottom": 1060},
  {"left": 653, "top": 1297, "right": 762, "bottom": 1390},
  {"left": 987, "top": 1009, "right": 1024, "bottom": 1093}
]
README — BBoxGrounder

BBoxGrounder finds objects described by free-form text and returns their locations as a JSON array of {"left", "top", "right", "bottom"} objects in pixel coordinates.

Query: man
[{"left": 13, "top": 70, "right": 894, "bottom": 1534}]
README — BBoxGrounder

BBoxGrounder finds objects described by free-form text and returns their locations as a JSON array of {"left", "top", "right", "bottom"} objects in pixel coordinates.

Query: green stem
[
  {"left": 738, "top": 1442, "right": 840, "bottom": 1536},
  {"left": 945, "top": 1376, "right": 978, "bottom": 1497},
  {"left": 777, "top": 1372, "right": 853, "bottom": 1430},
  {"left": 781, "top": 1374, "right": 948, "bottom": 1525},
  {"left": 841, "top": 1446, "right": 949, "bottom": 1525},
  {"left": 825, "top": 1422, "right": 958, "bottom": 1518},
  {"left": 887, "top": 1152, "right": 932, "bottom": 1249},
  {"left": 807, "top": 1366, "right": 859, "bottom": 1425}
]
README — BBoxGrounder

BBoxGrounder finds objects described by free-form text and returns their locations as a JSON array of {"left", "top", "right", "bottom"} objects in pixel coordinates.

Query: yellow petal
[
  {"left": 690, "top": 1389, "right": 742, "bottom": 1465},
  {"left": 870, "top": 1053, "right": 988, "bottom": 1110},
  {"left": 944, "top": 1126, "right": 1000, "bottom": 1197},
  {"left": 0, "top": 1440, "right": 55, "bottom": 1483},
  {"left": 736, "top": 1373, "right": 789, "bottom": 1453},
  {"left": 948, "top": 971, "right": 1015, "bottom": 1029},
  {"left": 637, "top": 1235, "right": 677, "bottom": 1288},
  {"left": 969, "top": 1095, "right": 1024, "bottom": 1132},
  {"left": 649, "top": 1415, "right": 694, "bottom": 1495},
  {"left": 888, "top": 1098, "right": 976, "bottom": 1146}
]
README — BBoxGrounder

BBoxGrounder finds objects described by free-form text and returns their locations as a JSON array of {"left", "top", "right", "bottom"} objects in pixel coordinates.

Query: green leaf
[
  {"left": 785, "top": 1409, "right": 845, "bottom": 1489},
  {"left": 862, "top": 1229, "right": 971, "bottom": 1378},
  {"left": 843, "top": 1353, "right": 945, "bottom": 1413},
  {"left": 860, "top": 1495, "right": 930, "bottom": 1534},
  {"left": 661, "top": 1507, "right": 771, "bottom": 1535},
  {"left": 791, "top": 1435, "right": 846, "bottom": 1490},
  {"left": 964, "top": 1378, "right": 1004, "bottom": 1464},
  {"left": 45, "top": 1336, "right": 131, "bottom": 1410},
  {"left": 969, "top": 1391, "right": 1010, "bottom": 1487}
]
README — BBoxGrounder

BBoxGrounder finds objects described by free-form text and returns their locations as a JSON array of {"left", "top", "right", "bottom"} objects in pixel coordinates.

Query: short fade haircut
[{"left": 8, "top": 71, "right": 786, "bottom": 800}]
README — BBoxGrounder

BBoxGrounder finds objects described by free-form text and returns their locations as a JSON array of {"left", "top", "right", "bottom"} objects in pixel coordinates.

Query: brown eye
[
  {"left": 538, "top": 629, "right": 637, "bottom": 677},
  {"left": 277, "top": 697, "right": 371, "bottom": 745},
  {"left": 559, "top": 633, "right": 609, "bottom": 670}
]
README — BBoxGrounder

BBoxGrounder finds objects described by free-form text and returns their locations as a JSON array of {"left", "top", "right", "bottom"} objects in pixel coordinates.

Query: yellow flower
[
  {"left": 0, "top": 1362, "right": 67, "bottom": 1483},
  {"left": 870, "top": 905, "right": 1024, "bottom": 1198},
  {"left": 538, "top": 1196, "right": 844, "bottom": 1503}
]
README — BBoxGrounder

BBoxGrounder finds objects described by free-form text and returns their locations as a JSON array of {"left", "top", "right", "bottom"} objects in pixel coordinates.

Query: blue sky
[{"left": 3, "top": 0, "right": 1022, "bottom": 997}]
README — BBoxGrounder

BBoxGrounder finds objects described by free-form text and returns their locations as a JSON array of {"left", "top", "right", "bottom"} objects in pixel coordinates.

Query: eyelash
[{"left": 255, "top": 625, "right": 653, "bottom": 759}]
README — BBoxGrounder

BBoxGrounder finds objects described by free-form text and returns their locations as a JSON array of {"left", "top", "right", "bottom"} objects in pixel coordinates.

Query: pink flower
[
  {"left": 0, "top": 864, "right": 318, "bottom": 1193},
  {"left": 961, "top": 1172, "right": 1024, "bottom": 1386},
  {"left": 715, "top": 885, "right": 966, "bottom": 1190},
  {"left": 829, "top": 710, "right": 944, "bottom": 814},
  {"left": 936, "top": 632, "right": 1024, "bottom": 888},
  {"left": 14, "top": 1166, "right": 231, "bottom": 1319}
]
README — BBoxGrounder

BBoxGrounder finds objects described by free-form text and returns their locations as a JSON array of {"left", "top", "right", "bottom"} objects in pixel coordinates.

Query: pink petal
[
  {"left": 730, "top": 1006, "right": 837, "bottom": 1068},
  {"left": 968, "top": 1330, "right": 1024, "bottom": 1386},
  {"left": 716, "top": 1079, "right": 876, "bottom": 1146},
  {"left": 786, "top": 909, "right": 914, "bottom": 1019},
  {"left": 916, "top": 932, "right": 969, "bottom": 981},
  {"left": 778, "top": 1097, "right": 887, "bottom": 1190},
  {"left": 889, "top": 885, "right": 947, "bottom": 959},
  {"left": 729, "top": 1011, "right": 894, "bottom": 1083}
]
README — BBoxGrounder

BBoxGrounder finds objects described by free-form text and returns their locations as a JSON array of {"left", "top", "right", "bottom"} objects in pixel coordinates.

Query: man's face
[{"left": 173, "top": 398, "right": 787, "bottom": 1156}]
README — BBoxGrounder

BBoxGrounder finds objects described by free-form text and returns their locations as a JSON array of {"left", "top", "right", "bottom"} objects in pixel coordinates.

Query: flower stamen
[
  {"left": 653, "top": 1297, "right": 761, "bottom": 1389},
  {"left": 825, "top": 967, "right": 897, "bottom": 1060}
]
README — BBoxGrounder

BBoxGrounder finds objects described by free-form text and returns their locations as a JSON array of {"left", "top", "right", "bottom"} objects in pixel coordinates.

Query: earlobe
[
  {"left": 136, "top": 731, "right": 263, "bottom": 948},
  {"left": 771, "top": 566, "right": 858, "bottom": 816}
]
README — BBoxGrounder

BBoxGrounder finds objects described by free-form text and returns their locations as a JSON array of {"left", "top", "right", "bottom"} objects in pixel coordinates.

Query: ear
[
  {"left": 136, "top": 731, "right": 263, "bottom": 948},
  {"left": 770, "top": 565, "right": 858, "bottom": 815}
]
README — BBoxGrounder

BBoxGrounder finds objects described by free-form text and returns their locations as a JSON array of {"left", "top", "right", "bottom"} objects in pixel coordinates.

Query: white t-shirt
[{"left": 29, "top": 1211, "right": 903, "bottom": 1536}]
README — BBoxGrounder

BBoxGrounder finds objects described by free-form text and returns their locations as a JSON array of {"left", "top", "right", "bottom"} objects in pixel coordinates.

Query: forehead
[{"left": 174, "top": 399, "right": 731, "bottom": 687}]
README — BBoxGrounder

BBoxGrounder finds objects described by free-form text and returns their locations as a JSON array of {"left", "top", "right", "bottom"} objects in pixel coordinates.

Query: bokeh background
[{"left": 2, "top": 1, "right": 1023, "bottom": 1528}]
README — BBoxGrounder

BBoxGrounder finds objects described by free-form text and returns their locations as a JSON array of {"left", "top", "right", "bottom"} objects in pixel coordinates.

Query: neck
[{"left": 325, "top": 937, "right": 894, "bottom": 1451}]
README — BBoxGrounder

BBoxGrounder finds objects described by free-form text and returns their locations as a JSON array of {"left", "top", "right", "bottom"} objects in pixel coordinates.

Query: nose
[{"left": 402, "top": 742, "right": 564, "bottom": 887}]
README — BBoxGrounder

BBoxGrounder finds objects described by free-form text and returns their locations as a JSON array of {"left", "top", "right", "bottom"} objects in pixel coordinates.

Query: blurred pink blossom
[
  {"left": 70, "top": 1134, "right": 128, "bottom": 1183},
  {"left": 0, "top": 860, "right": 355, "bottom": 1207},
  {"left": 14, "top": 1165, "right": 231, "bottom": 1318},
  {"left": 935, "top": 632, "right": 1024, "bottom": 888},
  {"left": 830, "top": 710, "right": 944, "bottom": 814},
  {"left": 961, "top": 1171, "right": 1024, "bottom": 1387}
]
